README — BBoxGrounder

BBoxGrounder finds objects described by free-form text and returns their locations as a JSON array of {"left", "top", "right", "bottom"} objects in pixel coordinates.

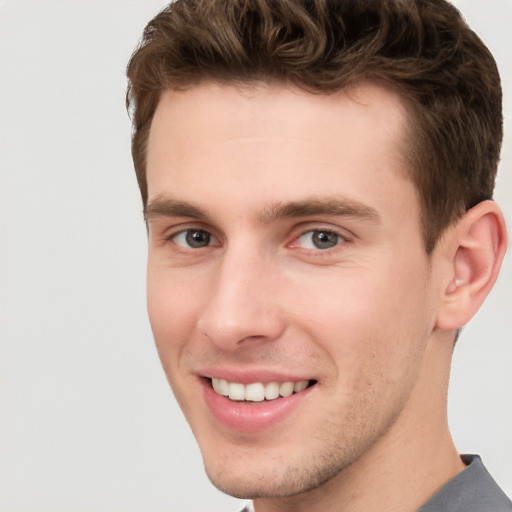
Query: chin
[{"left": 202, "top": 451, "right": 347, "bottom": 500}]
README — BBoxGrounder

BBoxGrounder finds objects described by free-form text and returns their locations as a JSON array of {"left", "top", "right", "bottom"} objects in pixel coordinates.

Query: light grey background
[{"left": 0, "top": 1, "right": 510, "bottom": 511}]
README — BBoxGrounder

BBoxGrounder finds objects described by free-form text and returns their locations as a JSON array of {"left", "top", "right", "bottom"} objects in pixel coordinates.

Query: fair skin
[{"left": 144, "top": 82, "right": 506, "bottom": 512}]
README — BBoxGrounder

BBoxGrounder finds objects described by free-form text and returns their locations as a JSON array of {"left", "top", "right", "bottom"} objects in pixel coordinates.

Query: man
[{"left": 126, "top": 1, "right": 510, "bottom": 511}]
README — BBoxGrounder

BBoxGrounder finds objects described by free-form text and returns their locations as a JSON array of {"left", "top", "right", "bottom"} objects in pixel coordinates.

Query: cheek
[
  {"left": 289, "top": 258, "right": 432, "bottom": 378},
  {"left": 146, "top": 267, "right": 205, "bottom": 359},
  {"left": 146, "top": 268, "right": 211, "bottom": 422}
]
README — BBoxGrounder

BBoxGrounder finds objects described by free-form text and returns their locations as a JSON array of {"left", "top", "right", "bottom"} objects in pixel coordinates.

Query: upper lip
[{"left": 197, "top": 367, "right": 315, "bottom": 384}]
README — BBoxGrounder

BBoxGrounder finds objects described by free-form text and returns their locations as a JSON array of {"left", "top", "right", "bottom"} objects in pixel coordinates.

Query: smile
[{"left": 210, "top": 378, "right": 313, "bottom": 402}]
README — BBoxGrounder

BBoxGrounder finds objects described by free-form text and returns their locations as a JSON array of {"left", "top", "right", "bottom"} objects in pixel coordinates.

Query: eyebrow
[
  {"left": 260, "top": 198, "right": 380, "bottom": 223},
  {"left": 144, "top": 199, "right": 209, "bottom": 221},
  {"left": 144, "top": 196, "right": 380, "bottom": 224}
]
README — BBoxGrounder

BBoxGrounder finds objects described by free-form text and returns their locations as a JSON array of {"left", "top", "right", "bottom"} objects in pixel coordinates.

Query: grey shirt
[
  {"left": 418, "top": 454, "right": 511, "bottom": 511},
  {"left": 240, "top": 455, "right": 511, "bottom": 512}
]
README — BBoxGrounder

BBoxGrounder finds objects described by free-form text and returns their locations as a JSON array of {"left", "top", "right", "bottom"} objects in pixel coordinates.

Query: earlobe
[{"left": 436, "top": 200, "right": 508, "bottom": 331}]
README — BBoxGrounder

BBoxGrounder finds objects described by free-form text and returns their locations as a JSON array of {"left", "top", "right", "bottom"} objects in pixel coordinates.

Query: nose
[{"left": 196, "top": 248, "right": 287, "bottom": 350}]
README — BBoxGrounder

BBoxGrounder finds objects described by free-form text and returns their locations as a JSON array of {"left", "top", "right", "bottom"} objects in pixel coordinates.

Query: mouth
[
  {"left": 208, "top": 377, "right": 317, "bottom": 402},
  {"left": 201, "top": 374, "right": 317, "bottom": 431}
]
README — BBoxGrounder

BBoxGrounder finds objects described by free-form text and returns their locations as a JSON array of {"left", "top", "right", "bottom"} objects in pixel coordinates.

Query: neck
[{"left": 254, "top": 330, "right": 465, "bottom": 512}]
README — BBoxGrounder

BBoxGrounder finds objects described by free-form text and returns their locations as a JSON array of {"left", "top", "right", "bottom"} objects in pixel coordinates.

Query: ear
[{"left": 435, "top": 200, "right": 508, "bottom": 331}]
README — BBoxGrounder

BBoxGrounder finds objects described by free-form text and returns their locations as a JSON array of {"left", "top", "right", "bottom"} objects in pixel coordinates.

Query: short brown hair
[{"left": 126, "top": 0, "right": 502, "bottom": 253}]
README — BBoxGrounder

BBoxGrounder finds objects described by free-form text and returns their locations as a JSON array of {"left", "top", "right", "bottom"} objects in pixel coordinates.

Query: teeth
[
  {"left": 294, "top": 380, "right": 308, "bottom": 392},
  {"left": 228, "top": 382, "right": 245, "bottom": 401},
  {"left": 245, "top": 383, "right": 265, "bottom": 402},
  {"left": 279, "top": 381, "right": 294, "bottom": 397},
  {"left": 211, "top": 378, "right": 229, "bottom": 396},
  {"left": 211, "top": 378, "right": 310, "bottom": 402},
  {"left": 264, "top": 382, "right": 280, "bottom": 400}
]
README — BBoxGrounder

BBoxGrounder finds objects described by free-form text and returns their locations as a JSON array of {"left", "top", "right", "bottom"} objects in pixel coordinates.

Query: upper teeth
[{"left": 211, "top": 378, "right": 309, "bottom": 402}]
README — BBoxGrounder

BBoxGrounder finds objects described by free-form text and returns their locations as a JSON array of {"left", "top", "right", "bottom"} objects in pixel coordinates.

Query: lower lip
[{"left": 202, "top": 381, "right": 313, "bottom": 432}]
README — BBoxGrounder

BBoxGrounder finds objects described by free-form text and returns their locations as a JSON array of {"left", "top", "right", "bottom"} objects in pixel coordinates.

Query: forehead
[
  {"left": 146, "top": 81, "right": 415, "bottom": 222},
  {"left": 148, "top": 81, "right": 408, "bottom": 155}
]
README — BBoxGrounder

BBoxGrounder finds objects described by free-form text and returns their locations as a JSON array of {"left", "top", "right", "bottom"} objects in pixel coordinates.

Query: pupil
[
  {"left": 313, "top": 231, "right": 338, "bottom": 249},
  {"left": 186, "top": 230, "right": 210, "bottom": 248}
]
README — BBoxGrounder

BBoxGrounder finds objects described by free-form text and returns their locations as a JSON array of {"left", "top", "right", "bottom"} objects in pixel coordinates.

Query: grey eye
[
  {"left": 187, "top": 230, "right": 211, "bottom": 247},
  {"left": 312, "top": 231, "right": 339, "bottom": 249},
  {"left": 297, "top": 230, "right": 342, "bottom": 250},
  {"left": 173, "top": 229, "right": 215, "bottom": 248}
]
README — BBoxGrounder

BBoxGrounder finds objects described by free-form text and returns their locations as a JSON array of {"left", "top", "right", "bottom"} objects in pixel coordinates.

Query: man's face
[{"left": 145, "top": 83, "right": 439, "bottom": 498}]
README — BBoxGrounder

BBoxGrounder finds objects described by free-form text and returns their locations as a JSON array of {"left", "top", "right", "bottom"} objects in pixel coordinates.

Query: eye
[
  {"left": 171, "top": 229, "right": 219, "bottom": 249},
  {"left": 295, "top": 229, "right": 344, "bottom": 250}
]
